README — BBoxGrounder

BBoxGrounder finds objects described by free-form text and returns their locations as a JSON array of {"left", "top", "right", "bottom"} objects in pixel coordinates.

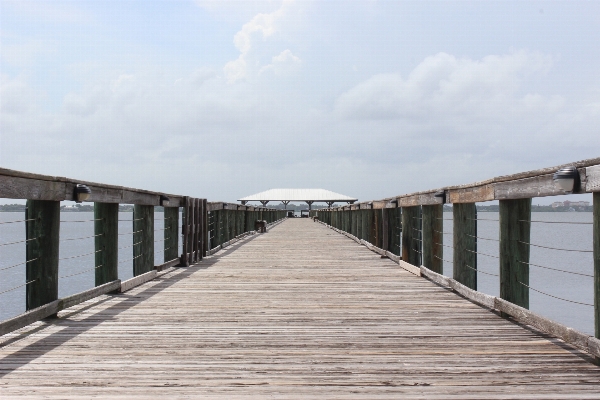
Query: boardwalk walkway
[{"left": 1, "top": 219, "right": 599, "bottom": 398}]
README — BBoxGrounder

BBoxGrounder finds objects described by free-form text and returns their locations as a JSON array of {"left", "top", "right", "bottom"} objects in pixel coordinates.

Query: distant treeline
[{"left": 444, "top": 204, "right": 592, "bottom": 212}]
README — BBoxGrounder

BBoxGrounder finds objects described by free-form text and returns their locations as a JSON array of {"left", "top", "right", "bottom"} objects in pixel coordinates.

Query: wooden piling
[
  {"left": 402, "top": 206, "right": 421, "bottom": 266},
  {"left": 422, "top": 204, "right": 443, "bottom": 274},
  {"left": 133, "top": 204, "right": 154, "bottom": 276},
  {"left": 200, "top": 199, "right": 206, "bottom": 258},
  {"left": 94, "top": 203, "right": 118, "bottom": 286},
  {"left": 181, "top": 197, "right": 189, "bottom": 266},
  {"left": 25, "top": 200, "right": 60, "bottom": 310},
  {"left": 164, "top": 206, "right": 179, "bottom": 262},
  {"left": 594, "top": 191, "right": 599, "bottom": 339},
  {"left": 388, "top": 207, "right": 401, "bottom": 256},
  {"left": 381, "top": 208, "right": 389, "bottom": 251},
  {"left": 453, "top": 203, "right": 477, "bottom": 290},
  {"left": 499, "top": 199, "right": 531, "bottom": 309},
  {"left": 193, "top": 198, "right": 199, "bottom": 262}
]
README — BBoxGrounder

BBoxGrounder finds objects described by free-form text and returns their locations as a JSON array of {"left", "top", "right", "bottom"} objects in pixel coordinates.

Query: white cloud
[
  {"left": 335, "top": 51, "right": 555, "bottom": 121},
  {"left": 223, "top": 2, "right": 295, "bottom": 83},
  {"left": 260, "top": 49, "right": 301, "bottom": 75}
]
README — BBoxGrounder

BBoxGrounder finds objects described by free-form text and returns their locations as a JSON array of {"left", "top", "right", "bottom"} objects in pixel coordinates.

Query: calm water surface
[{"left": 1, "top": 212, "right": 182, "bottom": 321}]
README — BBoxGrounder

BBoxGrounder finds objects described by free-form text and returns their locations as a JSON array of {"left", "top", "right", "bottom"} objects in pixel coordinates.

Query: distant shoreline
[{"left": 0, "top": 204, "right": 593, "bottom": 213}]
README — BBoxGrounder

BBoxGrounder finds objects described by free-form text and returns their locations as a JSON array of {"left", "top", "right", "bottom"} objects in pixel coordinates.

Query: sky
[{"left": 1, "top": 1, "right": 599, "bottom": 204}]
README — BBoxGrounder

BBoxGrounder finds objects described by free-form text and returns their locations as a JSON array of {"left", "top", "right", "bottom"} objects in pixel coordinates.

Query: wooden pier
[{"left": 1, "top": 218, "right": 599, "bottom": 398}]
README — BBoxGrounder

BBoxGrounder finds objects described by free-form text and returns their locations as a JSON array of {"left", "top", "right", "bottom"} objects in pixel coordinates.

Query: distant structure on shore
[{"left": 551, "top": 200, "right": 590, "bottom": 208}]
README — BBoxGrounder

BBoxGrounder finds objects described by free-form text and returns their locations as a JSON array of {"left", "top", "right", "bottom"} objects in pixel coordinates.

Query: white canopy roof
[{"left": 238, "top": 189, "right": 357, "bottom": 203}]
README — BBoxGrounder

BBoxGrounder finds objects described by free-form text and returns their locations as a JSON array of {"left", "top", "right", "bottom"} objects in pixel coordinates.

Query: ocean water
[
  {"left": 440, "top": 211, "right": 594, "bottom": 335},
  {"left": 0, "top": 211, "right": 595, "bottom": 335},
  {"left": 1, "top": 211, "right": 182, "bottom": 322}
]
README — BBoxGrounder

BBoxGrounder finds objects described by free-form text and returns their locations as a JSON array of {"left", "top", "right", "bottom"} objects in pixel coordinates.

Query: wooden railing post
[
  {"left": 133, "top": 204, "right": 154, "bottom": 276},
  {"left": 453, "top": 203, "right": 477, "bottom": 290},
  {"left": 25, "top": 200, "right": 60, "bottom": 310},
  {"left": 201, "top": 203, "right": 206, "bottom": 256},
  {"left": 422, "top": 204, "right": 443, "bottom": 274},
  {"left": 245, "top": 208, "right": 252, "bottom": 233},
  {"left": 223, "top": 209, "right": 230, "bottom": 242},
  {"left": 164, "top": 205, "right": 179, "bottom": 262},
  {"left": 372, "top": 209, "right": 379, "bottom": 246},
  {"left": 181, "top": 196, "right": 189, "bottom": 266},
  {"left": 401, "top": 206, "right": 421, "bottom": 266},
  {"left": 381, "top": 208, "right": 389, "bottom": 251},
  {"left": 592, "top": 191, "right": 599, "bottom": 339},
  {"left": 362, "top": 209, "right": 368, "bottom": 241},
  {"left": 193, "top": 199, "right": 199, "bottom": 262},
  {"left": 499, "top": 198, "right": 531, "bottom": 309},
  {"left": 94, "top": 203, "right": 118, "bottom": 286},
  {"left": 187, "top": 199, "right": 195, "bottom": 265},
  {"left": 213, "top": 209, "right": 221, "bottom": 247}
]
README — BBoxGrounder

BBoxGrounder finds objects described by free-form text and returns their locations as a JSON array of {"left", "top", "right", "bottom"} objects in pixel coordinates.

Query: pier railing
[
  {"left": 312, "top": 157, "right": 600, "bottom": 359},
  {"left": 0, "top": 168, "right": 285, "bottom": 335}
]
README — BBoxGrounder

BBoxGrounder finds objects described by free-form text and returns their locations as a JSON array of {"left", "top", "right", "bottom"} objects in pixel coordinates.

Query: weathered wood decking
[{"left": 1, "top": 219, "right": 599, "bottom": 398}]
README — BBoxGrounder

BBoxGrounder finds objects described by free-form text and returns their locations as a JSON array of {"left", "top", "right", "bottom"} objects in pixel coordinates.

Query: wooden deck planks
[{"left": 1, "top": 218, "right": 599, "bottom": 399}]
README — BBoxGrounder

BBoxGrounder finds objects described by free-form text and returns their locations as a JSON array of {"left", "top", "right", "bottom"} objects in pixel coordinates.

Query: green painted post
[
  {"left": 187, "top": 199, "right": 195, "bottom": 265},
  {"left": 381, "top": 208, "right": 389, "bottom": 251},
  {"left": 402, "top": 206, "right": 421, "bottom": 266},
  {"left": 94, "top": 203, "right": 118, "bottom": 286},
  {"left": 26, "top": 200, "right": 60, "bottom": 310},
  {"left": 164, "top": 206, "right": 179, "bottom": 262},
  {"left": 214, "top": 209, "right": 221, "bottom": 247},
  {"left": 422, "top": 204, "right": 443, "bottom": 274},
  {"left": 594, "top": 191, "right": 600, "bottom": 341},
  {"left": 192, "top": 199, "right": 199, "bottom": 263},
  {"left": 499, "top": 198, "right": 531, "bottom": 309},
  {"left": 453, "top": 203, "right": 477, "bottom": 289},
  {"left": 395, "top": 207, "right": 403, "bottom": 256},
  {"left": 133, "top": 204, "right": 154, "bottom": 276},
  {"left": 180, "top": 197, "right": 189, "bottom": 266},
  {"left": 245, "top": 209, "right": 252, "bottom": 233}
]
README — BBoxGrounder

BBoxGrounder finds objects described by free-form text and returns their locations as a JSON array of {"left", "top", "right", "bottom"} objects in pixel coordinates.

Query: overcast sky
[{"left": 1, "top": 1, "right": 599, "bottom": 204}]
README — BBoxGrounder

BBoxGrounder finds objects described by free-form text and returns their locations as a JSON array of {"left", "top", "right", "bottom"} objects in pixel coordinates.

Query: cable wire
[
  {"left": 59, "top": 265, "right": 103, "bottom": 279},
  {"left": 59, "top": 249, "right": 102, "bottom": 261},
  {"left": 433, "top": 255, "right": 453, "bottom": 263},
  {"left": 118, "top": 229, "right": 143, "bottom": 236},
  {"left": 517, "top": 241, "right": 592, "bottom": 253},
  {"left": 118, "top": 241, "right": 142, "bottom": 250},
  {"left": 0, "top": 237, "right": 38, "bottom": 247},
  {"left": 517, "top": 280, "right": 593, "bottom": 306},
  {"left": 464, "top": 263, "right": 498, "bottom": 277},
  {"left": 0, "top": 279, "right": 36, "bottom": 296},
  {"left": 61, "top": 233, "right": 103, "bottom": 242},
  {"left": 0, "top": 258, "right": 38, "bottom": 272},
  {"left": 0, "top": 218, "right": 34, "bottom": 225},
  {"left": 465, "top": 248, "right": 499, "bottom": 259},
  {"left": 517, "top": 260, "right": 593, "bottom": 278},
  {"left": 520, "top": 220, "right": 592, "bottom": 225},
  {"left": 118, "top": 254, "right": 143, "bottom": 264},
  {"left": 466, "top": 233, "right": 500, "bottom": 242},
  {"left": 60, "top": 218, "right": 103, "bottom": 223}
]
